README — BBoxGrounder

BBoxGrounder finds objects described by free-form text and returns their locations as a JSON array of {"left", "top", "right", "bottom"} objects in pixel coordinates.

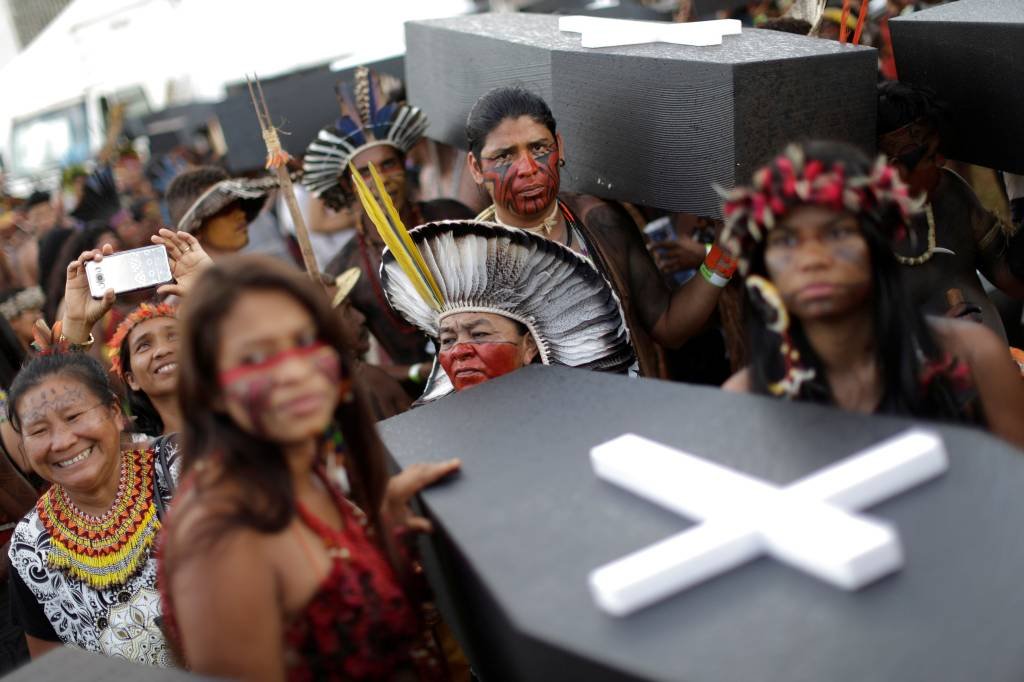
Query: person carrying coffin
[
  {"left": 720, "top": 141, "right": 1024, "bottom": 450},
  {"left": 876, "top": 81, "right": 1024, "bottom": 339},
  {"left": 304, "top": 66, "right": 474, "bottom": 393},
  {"left": 465, "top": 86, "right": 736, "bottom": 377}
]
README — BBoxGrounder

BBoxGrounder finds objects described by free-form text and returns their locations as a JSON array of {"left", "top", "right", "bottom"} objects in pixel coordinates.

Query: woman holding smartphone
[{"left": 56, "top": 230, "right": 212, "bottom": 440}]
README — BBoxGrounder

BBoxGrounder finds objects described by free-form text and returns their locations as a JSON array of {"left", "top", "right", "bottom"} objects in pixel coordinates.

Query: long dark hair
[
  {"left": 466, "top": 86, "right": 557, "bottom": 158},
  {"left": 117, "top": 319, "right": 166, "bottom": 438},
  {"left": 7, "top": 352, "right": 118, "bottom": 433},
  {"left": 745, "top": 142, "right": 965, "bottom": 419},
  {"left": 0, "top": 316, "right": 26, "bottom": 390},
  {"left": 175, "top": 256, "right": 391, "bottom": 548},
  {"left": 43, "top": 222, "right": 121, "bottom": 323}
]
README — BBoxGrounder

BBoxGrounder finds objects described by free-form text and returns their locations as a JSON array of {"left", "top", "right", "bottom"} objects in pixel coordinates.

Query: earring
[
  {"left": 745, "top": 275, "right": 815, "bottom": 398},
  {"left": 558, "top": 158, "right": 566, "bottom": 167}
]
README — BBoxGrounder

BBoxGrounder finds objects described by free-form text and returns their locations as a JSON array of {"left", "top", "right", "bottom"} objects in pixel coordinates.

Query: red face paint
[
  {"left": 481, "top": 148, "right": 560, "bottom": 218},
  {"left": 219, "top": 342, "right": 343, "bottom": 434},
  {"left": 439, "top": 342, "right": 524, "bottom": 391}
]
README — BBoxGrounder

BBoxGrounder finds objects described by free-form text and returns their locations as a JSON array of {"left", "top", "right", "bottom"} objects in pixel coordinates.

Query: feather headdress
[
  {"left": 302, "top": 66, "right": 428, "bottom": 210},
  {"left": 352, "top": 163, "right": 635, "bottom": 402},
  {"left": 70, "top": 166, "right": 124, "bottom": 224}
]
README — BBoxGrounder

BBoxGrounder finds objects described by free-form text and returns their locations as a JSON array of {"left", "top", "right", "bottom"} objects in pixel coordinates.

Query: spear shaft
[{"left": 246, "top": 74, "right": 322, "bottom": 287}]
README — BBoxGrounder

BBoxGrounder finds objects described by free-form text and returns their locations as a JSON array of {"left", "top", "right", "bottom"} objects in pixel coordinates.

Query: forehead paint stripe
[{"left": 218, "top": 341, "right": 334, "bottom": 387}]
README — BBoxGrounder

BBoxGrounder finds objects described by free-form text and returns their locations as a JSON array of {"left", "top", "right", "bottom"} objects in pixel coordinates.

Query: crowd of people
[{"left": 0, "top": 0, "right": 1021, "bottom": 679}]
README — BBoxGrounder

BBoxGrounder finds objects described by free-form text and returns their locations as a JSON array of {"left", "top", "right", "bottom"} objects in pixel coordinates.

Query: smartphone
[
  {"left": 85, "top": 244, "right": 173, "bottom": 298},
  {"left": 642, "top": 216, "right": 676, "bottom": 244}
]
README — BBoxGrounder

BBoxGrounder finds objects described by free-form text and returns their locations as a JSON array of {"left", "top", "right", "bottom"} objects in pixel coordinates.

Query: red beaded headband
[
  {"left": 107, "top": 302, "right": 177, "bottom": 379},
  {"left": 719, "top": 145, "right": 922, "bottom": 276}
]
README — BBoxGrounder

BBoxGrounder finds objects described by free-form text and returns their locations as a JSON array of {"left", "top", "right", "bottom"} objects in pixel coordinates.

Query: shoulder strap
[{"left": 151, "top": 435, "right": 176, "bottom": 520}]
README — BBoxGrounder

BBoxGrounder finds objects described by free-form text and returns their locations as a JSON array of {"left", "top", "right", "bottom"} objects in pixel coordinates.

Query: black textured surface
[
  {"left": 2, "top": 646, "right": 208, "bottom": 681},
  {"left": 405, "top": 13, "right": 876, "bottom": 216},
  {"left": 141, "top": 102, "right": 217, "bottom": 157},
  {"left": 214, "top": 56, "right": 405, "bottom": 174},
  {"left": 381, "top": 365, "right": 1024, "bottom": 682},
  {"left": 890, "top": 0, "right": 1024, "bottom": 173}
]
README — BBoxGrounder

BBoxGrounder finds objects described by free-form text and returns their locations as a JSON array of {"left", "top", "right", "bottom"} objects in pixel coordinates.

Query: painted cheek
[
  {"left": 832, "top": 241, "right": 869, "bottom": 267},
  {"left": 312, "top": 347, "right": 341, "bottom": 384},
  {"left": 763, "top": 247, "right": 792, "bottom": 282},
  {"left": 482, "top": 150, "right": 560, "bottom": 217},
  {"left": 221, "top": 373, "right": 274, "bottom": 435},
  {"left": 441, "top": 342, "right": 523, "bottom": 391},
  {"left": 474, "top": 342, "right": 523, "bottom": 378},
  {"left": 438, "top": 346, "right": 468, "bottom": 390}
]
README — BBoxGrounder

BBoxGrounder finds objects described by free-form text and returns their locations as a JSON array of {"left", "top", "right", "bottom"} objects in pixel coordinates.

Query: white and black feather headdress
[
  {"left": 381, "top": 221, "right": 637, "bottom": 401},
  {"left": 302, "top": 66, "right": 428, "bottom": 210}
]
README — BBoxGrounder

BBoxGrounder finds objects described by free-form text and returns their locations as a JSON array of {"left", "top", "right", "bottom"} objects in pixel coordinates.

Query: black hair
[
  {"left": 466, "top": 86, "right": 557, "bottom": 159},
  {"left": 24, "top": 191, "right": 51, "bottom": 210},
  {"left": 165, "top": 166, "right": 229, "bottom": 228},
  {"left": 0, "top": 287, "right": 33, "bottom": 311},
  {"left": 6, "top": 352, "right": 117, "bottom": 433},
  {"left": 0, "top": 316, "right": 26, "bottom": 390},
  {"left": 43, "top": 222, "right": 121, "bottom": 324},
  {"left": 117, "top": 318, "right": 166, "bottom": 438},
  {"left": 761, "top": 17, "right": 812, "bottom": 34},
  {"left": 744, "top": 141, "right": 967, "bottom": 421},
  {"left": 876, "top": 81, "right": 949, "bottom": 137}
]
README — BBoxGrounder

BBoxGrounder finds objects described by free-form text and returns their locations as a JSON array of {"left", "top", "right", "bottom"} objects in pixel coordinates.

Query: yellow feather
[
  {"left": 366, "top": 163, "right": 444, "bottom": 306},
  {"left": 349, "top": 165, "right": 443, "bottom": 310}
]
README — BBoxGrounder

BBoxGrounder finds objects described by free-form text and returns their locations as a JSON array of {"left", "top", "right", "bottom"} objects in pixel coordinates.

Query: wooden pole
[{"left": 246, "top": 74, "right": 322, "bottom": 288}]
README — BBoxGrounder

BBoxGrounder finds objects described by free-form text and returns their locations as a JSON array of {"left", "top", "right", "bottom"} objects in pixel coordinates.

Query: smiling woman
[
  {"left": 109, "top": 303, "right": 181, "bottom": 437},
  {"left": 4, "top": 351, "right": 178, "bottom": 666}
]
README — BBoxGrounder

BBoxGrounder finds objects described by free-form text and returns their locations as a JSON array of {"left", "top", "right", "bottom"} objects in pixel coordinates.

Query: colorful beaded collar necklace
[{"left": 36, "top": 448, "right": 160, "bottom": 590}]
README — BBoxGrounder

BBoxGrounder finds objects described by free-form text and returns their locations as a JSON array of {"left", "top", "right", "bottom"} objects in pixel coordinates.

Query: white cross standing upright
[
  {"left": 559, "top": 16, "right": 742, "bottom": 49},
  {"left": 589, "top": 429, "right": 948, "bottom": 616}
]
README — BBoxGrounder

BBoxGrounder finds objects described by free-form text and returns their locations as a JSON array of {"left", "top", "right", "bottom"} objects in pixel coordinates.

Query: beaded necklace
[
  {"left": 36, "top": 448, "right": 161, "bottom": 590},
  {"left": 894, "top": 204, "right": 937, "bottom": 266}
]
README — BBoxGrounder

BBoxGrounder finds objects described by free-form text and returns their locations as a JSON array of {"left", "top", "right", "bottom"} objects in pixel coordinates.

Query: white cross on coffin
[
  {"left": 559, "top": 16, "right": 742, "bottom": 49},
  {"left": 589, "top": 429, "right": 948, "bottom": 616}
]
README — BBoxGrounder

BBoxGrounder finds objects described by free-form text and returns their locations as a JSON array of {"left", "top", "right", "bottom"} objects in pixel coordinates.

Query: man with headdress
[
  {"left": 166, "top": 167, "right": 277, "bottom": 260},
  {"left": 876, "top": 81, "right": 1024, "bottom": 340},
  {"left": 304, "top": 66, "right": 473, "bottom": 391}
]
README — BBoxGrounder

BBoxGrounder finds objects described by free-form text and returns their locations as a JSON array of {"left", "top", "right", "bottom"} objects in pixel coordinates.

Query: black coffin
[
  {"left": 404, "top": 13, "right": 876, "bottom": 217},
  {"left": 890, "top": 0, "right": 1024, "bottom": 173},
  {"left": 214, "top": 56, "right": 405, "bottom": 174},
  {"left": 380, "top": 365, "right": 1024, "bottom": 682}
]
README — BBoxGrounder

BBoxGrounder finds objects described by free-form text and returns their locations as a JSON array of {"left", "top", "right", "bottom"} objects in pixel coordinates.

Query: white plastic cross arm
[
  {"left": 558, "top": 16, "right": 742, "bottom": 49},
  {"left": 589, "top": 429, "right": 948, "bottom": 616}
]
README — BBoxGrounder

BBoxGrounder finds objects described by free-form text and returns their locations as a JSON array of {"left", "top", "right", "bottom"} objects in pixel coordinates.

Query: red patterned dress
[{"left": 161, "top": 467, "right": 447, "bottom": 681}]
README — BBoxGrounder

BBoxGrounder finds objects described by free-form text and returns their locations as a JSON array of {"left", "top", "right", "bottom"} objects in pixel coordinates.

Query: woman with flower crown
[{"left": 720, "top": 141, "right": 1024, "bottom": 449}]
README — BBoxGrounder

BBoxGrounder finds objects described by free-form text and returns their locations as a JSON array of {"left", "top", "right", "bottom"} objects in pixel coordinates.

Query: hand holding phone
[{"left": 84, "top": 244, "right": 173, "bottom": 299}]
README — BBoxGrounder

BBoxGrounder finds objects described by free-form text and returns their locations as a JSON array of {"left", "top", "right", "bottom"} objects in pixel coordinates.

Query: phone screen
[{"left": 85, "top": 245, "right": 173, "bottom": 298}]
